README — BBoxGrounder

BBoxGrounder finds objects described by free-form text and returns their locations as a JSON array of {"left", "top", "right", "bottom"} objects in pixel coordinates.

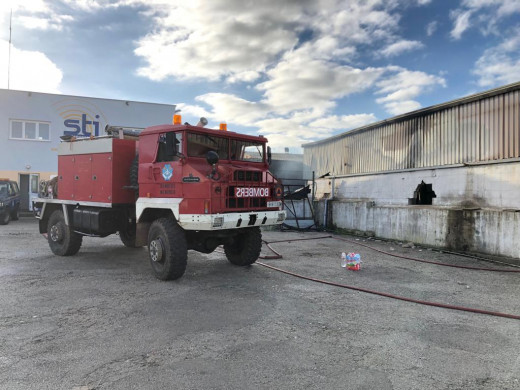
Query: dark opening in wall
[{"left": 409, "top": 181, "right": 436, "bottom": 205}]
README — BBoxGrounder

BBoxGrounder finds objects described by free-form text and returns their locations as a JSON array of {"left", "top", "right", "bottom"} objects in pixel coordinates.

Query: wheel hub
[
  {"left": 49, "top": 224, "right": 63, "bottom": 242},
  {"left": 149, "top": 238, "right": 164, "bottom": 262}
]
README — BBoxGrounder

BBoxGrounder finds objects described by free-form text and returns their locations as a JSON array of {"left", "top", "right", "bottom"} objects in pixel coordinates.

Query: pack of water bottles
[{"left": 341, "top": 252, "right": 361, "bottom": 271}]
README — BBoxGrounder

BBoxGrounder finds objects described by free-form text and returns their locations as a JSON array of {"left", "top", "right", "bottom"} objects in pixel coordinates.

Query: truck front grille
[
  {"left": 226, "top": 186, "right": 268, "bottom": 209},
  {"left": 234, "top": 170, "right": 261, "bottom": 182}
]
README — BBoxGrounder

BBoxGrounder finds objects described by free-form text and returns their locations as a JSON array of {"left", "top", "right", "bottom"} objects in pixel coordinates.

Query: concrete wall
[
  {"left": 315, "top": 161, "right": 520, "bottom": 209},
  {"left": 313, "top": 161, "right": 520, "bottom": 258}
]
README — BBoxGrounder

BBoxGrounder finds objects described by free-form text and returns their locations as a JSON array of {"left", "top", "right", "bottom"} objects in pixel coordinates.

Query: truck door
[{"left": 150, "top": 132, "right": 183, "bottom": 198}]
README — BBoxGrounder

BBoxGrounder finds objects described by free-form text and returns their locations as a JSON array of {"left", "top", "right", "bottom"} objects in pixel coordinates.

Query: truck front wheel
[
  {"left": 47, "top": 210, "right": 82, "bottom": 256},
  {"left": 148, "top": 218, "right": 187, "bottom": 281},
  {"left": 224, "top": 227, "right": 262, "bottom": 266}
]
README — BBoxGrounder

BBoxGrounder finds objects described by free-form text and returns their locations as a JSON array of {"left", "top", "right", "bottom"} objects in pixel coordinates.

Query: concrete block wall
[
  {"left": 324, "top": 201, "right": 520, "bottom": 258},
  {"left": 312, "top": 161, "right": 520, "bottom": 258}
]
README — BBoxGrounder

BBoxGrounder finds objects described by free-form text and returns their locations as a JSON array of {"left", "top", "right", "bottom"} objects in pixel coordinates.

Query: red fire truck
[{"left": 33, "top": 116, "right": 286, "bottom": 280}]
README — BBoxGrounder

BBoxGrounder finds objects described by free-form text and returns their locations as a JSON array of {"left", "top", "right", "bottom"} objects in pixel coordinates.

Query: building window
[{"left": 9, "top": 120, "right": 51, "bottom": 141}]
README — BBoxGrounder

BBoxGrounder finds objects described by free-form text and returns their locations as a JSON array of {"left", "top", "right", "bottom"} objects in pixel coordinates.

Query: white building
[
  {"left": 0, "top": 89, "right": 176, "bottom": 210},
  {"left": 304, "top": 82, "right": 520, "bottom": 259}
]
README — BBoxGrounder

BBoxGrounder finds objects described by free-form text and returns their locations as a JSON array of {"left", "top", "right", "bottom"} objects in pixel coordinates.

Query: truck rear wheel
[
  {"left": 11, "top": 206, "right": 19, "bottom": 221},
  {"left": 47, "top": 210, "right": 82, "bottom": 256},
  {"left": 0, "top": 212, "right": 10, "bottom": 225},
  {"left": 148, "top": 218, "right": 187, "bottom": 280},
  {"left": 224, "top": 227, "right": 262, "bottom": 266}
]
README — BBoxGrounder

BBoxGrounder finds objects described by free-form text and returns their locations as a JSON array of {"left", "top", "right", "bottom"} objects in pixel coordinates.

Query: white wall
[
  {"left": 314, "top": 161, "right": 520, "bottom": 210},
  {"left": 312, "top": 162, "right": 520, "bottom": 258},
  {"left": 0, "top": 89, "right": 175, "bottom": 174}
]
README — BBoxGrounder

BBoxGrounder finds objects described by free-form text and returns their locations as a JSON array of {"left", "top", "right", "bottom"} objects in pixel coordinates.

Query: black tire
[
  {"left": 11, "top": 206, "right": 19, "bottom": 221},
  {"left": 119, "top": 223, "right": 142, "bottom": 248},
  {"left": 147, "top": 218, "right": 187, "bottom": 280},
  {"left": 130, "top": 154, "right": 139, "bottom": 195},
  {"left": 47, "top": 210, "right": 82, "bottom": 256},
  {"left": 224, "top": 227, "right": 262, "bottom": 266},
  {"left": 0, "top": 212, "right": 10, "bottom": 225}
]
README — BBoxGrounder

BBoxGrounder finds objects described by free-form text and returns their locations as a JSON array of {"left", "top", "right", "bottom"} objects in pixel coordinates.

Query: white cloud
[
  {"left": 255, "top": 117, "right": 335, "bottom": 150},
  {"left": 450, "top": 10, "right": 473, "bottom": 39},
  {"left": 175, "top": 103, "right": 211, "bottom": 119},
  {"left": 0, "top": 0, "right": 76, "bottom": 32},
  {"left": 132, "top": 0, "right": 404, "bottom": 84},
  {"left": 195, "top": 93, "right": 270, "bottom": 126},
  {"left": 133, "top": 0, "right": 305, "bottom": 82},
  {"left": 257, "top": 42, "right": 384, "bottom": 115},
  {"left": 375, "top": 67, "right": 445, "bottom": 115},
  {"left": 450, "top": 0, "right": 520, "bottom": 39},
  {"left": 0, "top": 40, "right": 62, "bottom": 93},
  {"left": 461, "top": 0, "right": 520, "bottom": 17},
  {"left": 473, "top": 32, "right": 520, "bottom": 87},
  {"left": 382, "top": 100, "right": 422, "bottom": 115},
  {"left": 426, "top": 21, "right": 437, "bottom": 36},
  {"left": 16, "top": 14, "right": 74, "bottom": 31},
  {"left": 309, "top": 114, "right": 377, "bottom": 129},
  {"left": 380, "top": 39, "right": 424, "bottom": 57}
]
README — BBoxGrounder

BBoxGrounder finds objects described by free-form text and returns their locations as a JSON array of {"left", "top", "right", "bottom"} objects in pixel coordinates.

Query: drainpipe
[{"left": 323, "top": 175, "right": 335, "bottom": 228}]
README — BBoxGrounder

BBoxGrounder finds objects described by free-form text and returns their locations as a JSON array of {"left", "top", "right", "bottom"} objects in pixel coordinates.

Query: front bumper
[{"left": 178, "top": 210, "right": 286, "bottom": 231}]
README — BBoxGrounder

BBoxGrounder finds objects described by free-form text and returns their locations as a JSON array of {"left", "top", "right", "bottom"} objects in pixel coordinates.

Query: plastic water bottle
[
  {"left": 346, "top": 253, "right": 361, "bottom": 271},
  {"left": 341, "top": 252, "right": 347, "bottom": 268}
]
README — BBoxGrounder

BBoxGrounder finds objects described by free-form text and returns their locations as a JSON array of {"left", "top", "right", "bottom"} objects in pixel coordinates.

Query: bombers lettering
[{"left": 235, "top": 187, "right": 270, "bottom": 198}]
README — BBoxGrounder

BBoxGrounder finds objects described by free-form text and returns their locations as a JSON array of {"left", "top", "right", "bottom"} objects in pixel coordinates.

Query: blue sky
[{"left": 1, "top": 0, "right": 520, "bottom": 151}]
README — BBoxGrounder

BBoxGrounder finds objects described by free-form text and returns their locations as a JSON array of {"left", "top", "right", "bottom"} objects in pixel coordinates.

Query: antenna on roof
[{"left": 8, "top": 8, "right": 12, "bottom": 89}]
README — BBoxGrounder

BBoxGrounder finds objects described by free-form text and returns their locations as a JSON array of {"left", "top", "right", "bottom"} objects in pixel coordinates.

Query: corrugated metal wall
[{"left": 304, "top": 88, "right": 520, "bottom": 176}]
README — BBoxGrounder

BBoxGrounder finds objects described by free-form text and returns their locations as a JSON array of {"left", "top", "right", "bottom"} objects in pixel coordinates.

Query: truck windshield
[
  {"left": 0, "top": 182, "right": 9, "bottom": 197},
  {"left": 231, "top": 140, "right": 264, "bottom": 162},
  {"left": 187, "top": 133, "right": 229, "bottom": 160}
]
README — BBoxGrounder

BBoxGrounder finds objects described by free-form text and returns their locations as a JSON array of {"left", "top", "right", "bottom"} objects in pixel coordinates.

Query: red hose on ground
[{"left": 256, "top": 261, "right": 520, "bottom": 321}]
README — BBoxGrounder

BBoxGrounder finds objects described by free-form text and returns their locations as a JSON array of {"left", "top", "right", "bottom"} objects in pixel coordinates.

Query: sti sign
[
  {"left": 64, "top": 114, "right": 102, "bottom": 137},
  {"left": 54, "top": 99, "right": 108, "bottom": 137}
]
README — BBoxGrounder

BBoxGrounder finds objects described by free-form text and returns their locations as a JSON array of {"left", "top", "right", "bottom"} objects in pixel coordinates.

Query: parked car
[{"left": 0, "top": 179, "right": 21, "bottom": 225}]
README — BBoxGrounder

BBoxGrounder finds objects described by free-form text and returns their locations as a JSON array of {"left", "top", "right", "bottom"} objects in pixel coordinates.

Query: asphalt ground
[{"left": 1, "top": 218, "right": 519, "bottom": 390}]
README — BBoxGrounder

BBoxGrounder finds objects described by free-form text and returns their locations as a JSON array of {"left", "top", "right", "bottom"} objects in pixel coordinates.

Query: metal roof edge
[
  {"left": 0, "top": 88, "right": 176, "bottom": 108},
  {"left": 302, "top": 81, "right": 520, "bottom": 148}
]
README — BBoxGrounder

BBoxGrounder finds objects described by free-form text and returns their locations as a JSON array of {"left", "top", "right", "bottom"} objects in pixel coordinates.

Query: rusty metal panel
[
  {"left": 504, "top": 90, "right": 520, "bottom": 158},
  {"left": 460, "top": 101, "right": 480, "bottom": 163},
  {"left": 417, "top": 116, "right": 425, "bottom": 168},
  {"left": 481, "top": 95, "right": 503, "bottom": 161},
  {"left": 303, "top": 86, "right": 520, "bottom": 177}
]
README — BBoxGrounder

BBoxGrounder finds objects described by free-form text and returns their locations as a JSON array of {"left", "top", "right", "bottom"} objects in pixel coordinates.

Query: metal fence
[{"left": 303, "top": 83, "right": 520, "bottom": 176}]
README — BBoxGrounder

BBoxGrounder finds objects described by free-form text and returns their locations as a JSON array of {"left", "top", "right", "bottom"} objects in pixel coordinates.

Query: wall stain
[{"left": 446, "top": 209, "right": 475, "bottom": 251}]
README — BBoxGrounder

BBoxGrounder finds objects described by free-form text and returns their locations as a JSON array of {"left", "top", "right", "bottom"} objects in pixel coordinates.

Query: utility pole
[{"left": 8, "top": 8, "right": 12, "bottom": 89}]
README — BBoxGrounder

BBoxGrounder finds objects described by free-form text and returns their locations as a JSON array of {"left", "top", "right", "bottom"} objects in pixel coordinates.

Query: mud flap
[{"left": 136, "top": 222, "right": 152, "bottom": 247}]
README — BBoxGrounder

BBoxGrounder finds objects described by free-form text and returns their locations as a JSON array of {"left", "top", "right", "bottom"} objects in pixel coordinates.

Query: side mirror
[
  {"left": 206, "top": 151, "right": 220, "bottom": 180},
  {"left": 267, "top": 146, "right": 272, "bottom": 165},
  {"left": 206, "top": 151, "right": 219, "bottom": 166}
]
